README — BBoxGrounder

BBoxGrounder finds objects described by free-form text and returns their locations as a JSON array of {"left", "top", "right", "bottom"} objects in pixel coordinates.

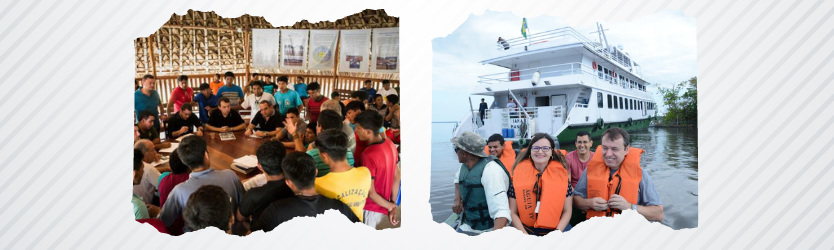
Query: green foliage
[{"left": 657, "top": 77, "right": 697, "bottom": 125}]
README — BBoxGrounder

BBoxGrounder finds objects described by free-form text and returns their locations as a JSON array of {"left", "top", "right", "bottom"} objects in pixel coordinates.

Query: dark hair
[
  {"left": 286, "top": 107, "right": 300, "bottom": 116},
  {"left": 330, "top": 91, "right": 340, "bottom": 99},
  {"left": 308, "top": 82, "right": 320, "bottom": 91},
  {"left": 487, "top": 134, "right": 505, "bottom": 144},
  {"left": 200, "top": 83, "right": 211, "bottom": 90},
  {"left": 364, "top": 79, "right": 372, "bottom": 84},
  {"left": 315, "top": 129, "right": 348, "bottom": 162},
  {"left": 177, "top": 136, "right": 207, "bottom": 169},
  {"left": 224, "top": 71, "right": 234, "bottom": 78},
  {"left": 306, "top": 122, "right": 317, "bottom": 135},
  {"left": 354, "top": 110, "right": 383, "bottom": 136},
  {"left": 249, "top": 80, "right": 263, "bottom": 89},
  {"left": 257, "top": 141, "right": 286, "bottom": 176},
  {"left": 602, "top": 127, "right": 630, "bottom": 147},
  {"left": 219, "top": 97, "right": 231, "bottom": 105},
  {"left": 277, "top": 76, "right": 289, "bottom": 83},
  {"left": 265, "top": 74, "right": 272, "bottom": 79},
  {"left": 134, "top": 149, "right": 144, "bottom": 171},
  {"left": 576, "top": 131, "right": 591, "bottom": 140},
  {"left": 386, "top": 94, "right": 399, "bottom": 105},
  {"left": 168, "top": 150, "right": 190, "bottom": 174},
  {"left": 178, "top": 75, "right": 188, "bottom": 82},
  {"left": 215, "top": 73, "right": 221, "bottom": 78},
  {"left": 259, "top": 100, "right": 272, "bottom": 107},
  {"left": 346, "top": 100, "right": 365, "bottom": 112},
  {"left": 512, "top": 133, "right": 569, "bottom": 179},
  {"left": 317, "top": 110, "right": 343, "bottom": 130},
  {"left": 138, "top": 110, "right": 155, "bottom": 121},
  {"left": 252, "top": 72, "right": 259, "bottom": 77},
  {"left": 183, "top": 185, "right": 232, "bottom": 232},
  {"left": 350, "top": 91, "right": 369, "bottom": 101},
  {"left": 281, "top": 152, "right": 317, "bottom": 189},
  {"left": 374, "top": 94, "right": 384, "bottom": 101},
  {"left": 180, "top": 102, "right": 193, "bottom": 112},
  {"left": 382, "top": 80, "right": 390, "bottom": 85},
  {"left": 142, "top": 74, "right": 154, "bottom": 80}
]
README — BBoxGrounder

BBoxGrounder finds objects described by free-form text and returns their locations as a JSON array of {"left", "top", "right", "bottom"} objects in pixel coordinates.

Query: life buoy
[
  {"left": 512, "top": 159, "right": 569, "bottom": 230},
  {"left": 596, "top": 118, "right": 604, "bottom": 129},
  {"left": 592, "top": 61, "right": 597, "bottom": 69}
]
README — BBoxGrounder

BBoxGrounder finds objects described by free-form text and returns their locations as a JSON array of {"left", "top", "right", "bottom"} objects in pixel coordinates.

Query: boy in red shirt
[{"left": 354, "top": 111, "right": 400, "bottom": 228}]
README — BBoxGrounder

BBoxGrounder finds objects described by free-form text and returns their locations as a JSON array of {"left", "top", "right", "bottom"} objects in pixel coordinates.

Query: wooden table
[{"left": 161, "top": 130, "right": 295, "bottom": 181}]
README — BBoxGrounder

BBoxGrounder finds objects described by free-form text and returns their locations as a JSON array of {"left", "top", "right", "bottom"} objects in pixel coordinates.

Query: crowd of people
[
  {"left": 133, "top": 72, "right": 401, "bottom": 235},
  {"left": 448, "top": 128, "right": 663, "bottom": 236}
]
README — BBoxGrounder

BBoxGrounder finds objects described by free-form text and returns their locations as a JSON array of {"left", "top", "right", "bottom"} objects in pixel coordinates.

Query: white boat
[{"left": 453, "top": 23, "right": 658, "bottom": 144}]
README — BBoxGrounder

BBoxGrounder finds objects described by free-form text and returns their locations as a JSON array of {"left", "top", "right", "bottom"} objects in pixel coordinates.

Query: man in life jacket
[
  {"left": 451, "top": 132, "right": 512, "bottom": 235},
  {"left": 572, "top": 128, "right": 664, "bottom": 222},
  {"left": 485, "top": 134, "right": 516, "bottom": 176}
]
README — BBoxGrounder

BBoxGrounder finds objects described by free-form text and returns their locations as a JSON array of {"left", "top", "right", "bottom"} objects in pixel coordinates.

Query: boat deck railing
[
  {"left": 495, "top": 27, "right": 641, "bottom": 78},
  {"left": 477, "top": 62, "right": 592, "bottom": 85}
]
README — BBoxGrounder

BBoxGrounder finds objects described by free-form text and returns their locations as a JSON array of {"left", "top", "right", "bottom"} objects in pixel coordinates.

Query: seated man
[
  {"left": 240, "top": 141, "right": 293, "bottom": 231},
  {"left": 159, "top": 136, "right": 245, "bottom": 232},
  {"left": 354, "top": 111, "right": 400, "bottom": 228},
  {"left": 241, "top": 81, "right": 276, "bottom": 115},
  {"left": 137, "top": 110, "right": 171, "bottom": 149},
  {"left": 132, "top": 149, "right": 150, "bottom": 219},
  {"left": 485, "top": 134, "right": 516, "bottom": 175},
  {"left": 182, "top": 185, "right": 233, "bottom": 233},
  {"left": 573, "top": 128, "right": 663, "bottom": 222},
  {"left": 158, "top": 150, "right": 190, "bottom": 208},
  {"left": 344, "top": 101, "right": 365, "bottom": 131},
  {"left": 166, "top": 103, "right": 204, "bottom": 139},
  {"left": 194, "top": 83, "right": 219, "bottom": 124},
  {"left": 384, "top": 95, "right": 400, "bottom": 129},
  {"left": 245, "top": 100, "right": 282, "bottom": 137},
  {"left": 255, "top": 152, "right": 359, "bottom": 232},
  {"left": 133, "top": 139, "right": 164, "bottom": 205},
  {"left": 307, "top": 110, "right": 356, "bottom": 176},
  {"left": 275, "top": 107, "right": 305, "bottom": 147},
  {"left": 206, "top": 97, "right": 246, "bottom": 132},
  {"left": 313, "top": 129, "right": 372, "bottom": 222}
]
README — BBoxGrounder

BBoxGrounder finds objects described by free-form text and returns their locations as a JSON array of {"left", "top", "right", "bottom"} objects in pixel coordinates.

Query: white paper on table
[
  {"left": 233, "top": 155, "right": 259, "bottom": 169},
  {"left": 159, "top": 143, "right": 179, "bottom": 153}
]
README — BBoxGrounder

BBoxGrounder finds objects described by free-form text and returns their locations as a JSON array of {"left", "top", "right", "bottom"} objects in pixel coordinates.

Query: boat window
[
  {"left": 598, "top": 92, "right": 603, "bottom": 108},
  {"left": 598, "top": 66, "right": 603, "bottom": 79},
  {"left": 619, "top": 97, "right": 624, "bottom": 110},
  {"left": 607, "top": 94, "right": 613, "bottom": 109}
]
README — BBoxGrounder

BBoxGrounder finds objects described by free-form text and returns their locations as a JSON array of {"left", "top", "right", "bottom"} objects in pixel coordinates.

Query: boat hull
[{"left": 555, "top": 118, "right": 651, "bottom": 144}]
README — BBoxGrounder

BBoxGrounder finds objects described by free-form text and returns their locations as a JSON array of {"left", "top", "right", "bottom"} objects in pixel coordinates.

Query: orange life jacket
[
  {"left": 585, "top": 145, "right": 643, "bottom": 219},
  {"left": 512, "top": 159, "right": 569, "bottom": 230},
  {"left": 484, "top": 141, "right": 516, "bottom": 176}
]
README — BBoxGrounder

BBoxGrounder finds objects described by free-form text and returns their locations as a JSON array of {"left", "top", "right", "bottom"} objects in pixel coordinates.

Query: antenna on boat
[{"left": 592, "top": 22, "right": 610, "bottom": 50}]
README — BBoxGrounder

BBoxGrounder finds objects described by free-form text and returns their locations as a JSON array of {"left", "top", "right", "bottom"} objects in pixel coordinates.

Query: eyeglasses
[
  {"left": 531, "top": 146, "right": 552, "bottom": 152},
  {"left": 454, "top": 147, "right": 461, "bottom": 153}
]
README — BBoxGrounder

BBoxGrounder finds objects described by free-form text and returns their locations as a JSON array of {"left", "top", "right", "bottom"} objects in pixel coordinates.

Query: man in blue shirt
[
  {"left": 217, "top": 71, "right": 244, "bottom": 110},
  {"left": 193, "top": 83, "right": 219, "bottom": 124},
  {"left": 135, "top": 74, "right": 166, "bottom": 131},
  {"left": 273, "top": 76, "right": 303, "bottom": 116},
  {"left": 294, "top": 76, "right": 309, "bottom": 110},
  {"left": 360, "top": 79, "right": 376, "bottom": 100}
]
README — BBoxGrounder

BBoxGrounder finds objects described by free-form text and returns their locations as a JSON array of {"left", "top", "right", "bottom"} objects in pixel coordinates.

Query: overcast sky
[{"left": 432, "top": 10, "right": 696, "bottom": 122}]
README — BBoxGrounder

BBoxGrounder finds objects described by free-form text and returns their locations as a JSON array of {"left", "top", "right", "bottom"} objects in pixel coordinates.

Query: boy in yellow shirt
[{"left": 314, "top": 129, "right": 372, "bottom": 222}]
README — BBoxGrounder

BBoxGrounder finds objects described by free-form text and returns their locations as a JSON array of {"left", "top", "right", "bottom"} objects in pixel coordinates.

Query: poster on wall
[
  {"left": 308, "top": 30, "right": 339, "bottom": 70},
  {"left": 338, "top": 29, "right": 371, "bottom": 73},
  {"left": 251, "top": 29, "right": 280, "bottom": 68},
  {"left": 280, "top": 29, "right": 309, "bottom": 69},
  {"left": 371, "top": 27, "right": 399, "bottom": 73}
]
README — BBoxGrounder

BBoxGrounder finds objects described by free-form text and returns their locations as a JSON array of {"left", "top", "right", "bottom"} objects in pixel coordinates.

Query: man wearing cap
[
  {"left": 450, "top": 132, "right": 511, "bottom": 235},
  {"left": 194, "top": 83, "right": 219, "bottom": 124}
]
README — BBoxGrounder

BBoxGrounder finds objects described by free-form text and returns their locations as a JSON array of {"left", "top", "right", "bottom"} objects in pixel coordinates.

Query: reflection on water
[{"left": 430, "top": 123, "right": 698, "bottom": 230}]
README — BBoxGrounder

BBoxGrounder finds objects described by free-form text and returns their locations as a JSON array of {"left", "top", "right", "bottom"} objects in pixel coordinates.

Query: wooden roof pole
[
  {"left": 244, "top": 27, "right": 250, "bottom": 86},
  {"left": 148, "top": 34, "right": 158, "bottom": 77}
]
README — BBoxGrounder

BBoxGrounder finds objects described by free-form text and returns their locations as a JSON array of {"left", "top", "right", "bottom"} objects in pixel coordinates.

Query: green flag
[{"left": 521, "top": 18, "right": 528, "bottom": 39}]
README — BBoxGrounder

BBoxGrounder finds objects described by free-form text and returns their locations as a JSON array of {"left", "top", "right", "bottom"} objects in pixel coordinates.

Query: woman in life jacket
[{"left": 508, "top": 133, "right": 573, "bottom": 235}]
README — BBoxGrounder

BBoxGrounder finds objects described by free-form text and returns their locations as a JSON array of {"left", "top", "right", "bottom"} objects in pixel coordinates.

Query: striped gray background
[{"left": 0, "top": 0, "right": 831, "bottom": 248}]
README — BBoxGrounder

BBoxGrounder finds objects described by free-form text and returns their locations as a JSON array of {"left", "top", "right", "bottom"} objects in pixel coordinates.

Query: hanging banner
[
  {"left": 338, "top": 29, "right": 371, "bottom": 73},
  {"left": 280, "top": 29, "right": 309, "bottom": 69},
  {"left": 308, "top": 30, "right": 339, "bottom": 70},
  {"left": 371, "top": 27, "right": 399, "bottom": 73},
  {"left": 251, "top": 29, "right": 280, "bottom": 68}
]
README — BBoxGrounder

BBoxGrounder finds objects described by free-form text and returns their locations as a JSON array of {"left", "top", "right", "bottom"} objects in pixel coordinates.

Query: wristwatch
[{"left": 632, "top": 204, "right": 638, "bottom": 211}]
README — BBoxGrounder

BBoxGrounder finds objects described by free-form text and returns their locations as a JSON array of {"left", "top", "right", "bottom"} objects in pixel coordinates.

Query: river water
[{"left": 430, "top": 122, "right": 698, "bottom": 230}]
